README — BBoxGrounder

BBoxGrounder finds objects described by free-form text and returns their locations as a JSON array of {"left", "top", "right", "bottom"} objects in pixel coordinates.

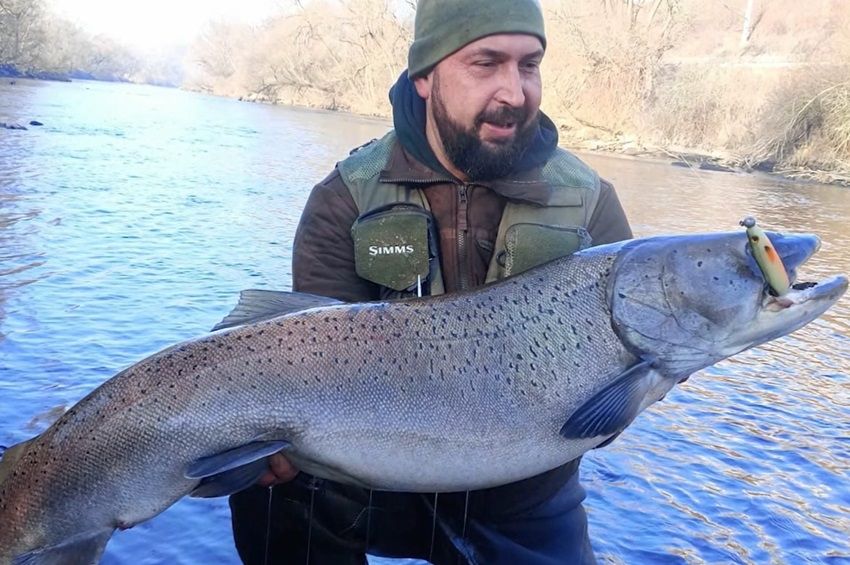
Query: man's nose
[{"left": 495, "top": 65, "right": 526, "bottom": 107}]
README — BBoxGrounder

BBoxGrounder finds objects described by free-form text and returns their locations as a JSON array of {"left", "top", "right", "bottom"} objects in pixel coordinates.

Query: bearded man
[{"left": 229, "top": 0, "right": 632, "bottom": 563}]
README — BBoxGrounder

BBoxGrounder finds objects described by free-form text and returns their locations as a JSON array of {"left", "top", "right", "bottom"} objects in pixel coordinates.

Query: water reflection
[{"left": 0, "top": 79, "right": 848, "bottom": 564}]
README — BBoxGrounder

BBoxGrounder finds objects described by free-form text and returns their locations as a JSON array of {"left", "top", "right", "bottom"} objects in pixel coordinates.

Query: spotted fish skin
[{"left": 0, "top": 231, "right": 846, "bottom": 564}]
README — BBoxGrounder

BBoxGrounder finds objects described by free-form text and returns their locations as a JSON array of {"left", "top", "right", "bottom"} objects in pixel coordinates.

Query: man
[{"left": 230, "top": 0, "right": 632, "bottom": 563}]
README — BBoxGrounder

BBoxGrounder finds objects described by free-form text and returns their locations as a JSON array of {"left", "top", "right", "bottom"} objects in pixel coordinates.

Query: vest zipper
[{"left": 458, "top": 184, "right": 470, "bottom": 291}]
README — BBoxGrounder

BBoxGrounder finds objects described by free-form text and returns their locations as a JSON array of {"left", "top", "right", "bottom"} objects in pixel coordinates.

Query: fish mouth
[
  {"left": 767, "top": 275, "right": 849, "bottom": 308},
  {"left": 761, "top": 232, "right": 847, "bottom": 306},
  {"left": 741, "top": 232, "right": 847, "bottom": 346}
]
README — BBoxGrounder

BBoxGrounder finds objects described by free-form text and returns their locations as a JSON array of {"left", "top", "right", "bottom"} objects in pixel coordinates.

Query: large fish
[{"left": 0, "top": 231, "right": 846, "bottom": 564}]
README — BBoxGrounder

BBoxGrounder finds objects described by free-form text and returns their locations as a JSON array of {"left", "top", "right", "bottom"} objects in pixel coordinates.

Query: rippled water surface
[{"left": 1, "top": 79, "right": 848, "bottom": 564}]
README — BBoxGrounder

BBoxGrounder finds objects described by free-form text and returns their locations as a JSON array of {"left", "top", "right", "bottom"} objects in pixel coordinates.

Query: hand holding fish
[{"left": 257, "top": 453, "right": 300, "bottom": 487}]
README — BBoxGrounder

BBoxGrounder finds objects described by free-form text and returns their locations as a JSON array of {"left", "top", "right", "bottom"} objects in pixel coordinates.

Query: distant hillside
[
  {"left": 0, "top": 0, "right": 183, "bottom": 85},
  {"left": 670, "top": 0, "right": 845, "bottom": 60}
]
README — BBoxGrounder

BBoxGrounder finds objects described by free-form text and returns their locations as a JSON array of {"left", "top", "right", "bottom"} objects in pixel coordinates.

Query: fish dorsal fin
[
  {"left": 560, "top": 361, "right": 653, "bottom": 441},
  {"left": 0, "top": 437, "right": 37, "bottom": 486},
  {"left": 185, "top": 440, "right": 291, "bottom": 480},
  {"left": 212, "top": 289, "right": 344, "bottom": 331}
]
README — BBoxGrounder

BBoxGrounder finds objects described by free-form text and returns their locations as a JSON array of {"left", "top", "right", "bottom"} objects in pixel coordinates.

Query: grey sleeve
[
  {"left": 587, "top": 178, "right": 633, "bottom": 246},
  {"left": 291, "top": 169, "right": 379, "bottom": 302}
]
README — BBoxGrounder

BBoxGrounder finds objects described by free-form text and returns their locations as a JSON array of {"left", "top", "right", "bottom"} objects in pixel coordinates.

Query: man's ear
[{"left": 413, "top": 75, "right": 432, "bottom": 100}]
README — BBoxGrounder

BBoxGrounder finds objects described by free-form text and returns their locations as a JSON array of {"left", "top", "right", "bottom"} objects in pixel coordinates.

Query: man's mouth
[
  {"left": 480, "top": 120, "right": 517, "bottom": 140},
  {"left": 477, "top": 106, "right": 526, "bottom": 141}
]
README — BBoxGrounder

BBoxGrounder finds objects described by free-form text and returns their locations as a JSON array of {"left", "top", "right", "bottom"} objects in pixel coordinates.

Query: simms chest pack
[{"left": 351, "top": 204, "right": 439, "bottom": 295}]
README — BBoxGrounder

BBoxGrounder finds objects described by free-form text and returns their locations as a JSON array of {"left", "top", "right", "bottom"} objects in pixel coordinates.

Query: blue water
[{"left": 1, "top": 79, "right": 849, "bottom": 564}]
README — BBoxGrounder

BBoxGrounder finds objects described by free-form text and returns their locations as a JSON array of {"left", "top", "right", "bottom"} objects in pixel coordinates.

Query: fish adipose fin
[
  {"left": 212, "top": 289, "right": 344, "bottom": 331},
  {"left": 12, "top": 528, "right": 113, "bottom": 565},
  {"left": 560, "top": 361, "right": 653, "bottom": 441},
  {"left": 186, "top": 440, "right": 290, "bottom": 498}
]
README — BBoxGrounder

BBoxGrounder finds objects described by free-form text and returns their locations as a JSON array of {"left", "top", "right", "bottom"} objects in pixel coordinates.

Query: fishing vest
[{"left": 338, "top": 131, "right": 601, "bottom": 296}]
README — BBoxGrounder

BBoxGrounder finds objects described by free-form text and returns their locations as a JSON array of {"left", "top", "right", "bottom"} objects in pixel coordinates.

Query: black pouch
[{"left": 351, "top": 203, "right": 440, "bottom": 296}]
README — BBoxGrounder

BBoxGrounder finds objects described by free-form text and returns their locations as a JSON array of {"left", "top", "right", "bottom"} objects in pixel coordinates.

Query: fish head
[{"left": 609, "top": 231, "right": 848, "bottom": 378}]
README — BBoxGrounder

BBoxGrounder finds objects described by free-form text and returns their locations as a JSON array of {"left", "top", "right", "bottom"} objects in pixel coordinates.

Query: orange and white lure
[{"left": 740, "top": 216, "right": 791, "bottom": 296}]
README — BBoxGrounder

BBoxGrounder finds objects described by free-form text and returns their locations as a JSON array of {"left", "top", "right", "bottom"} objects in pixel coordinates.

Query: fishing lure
[{"left": 740, "top": 216, "right": 791, "bottom": 296}]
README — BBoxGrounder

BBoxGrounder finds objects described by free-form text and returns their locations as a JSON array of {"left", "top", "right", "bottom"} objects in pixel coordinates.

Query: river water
[{"left": 1, "top": 79, "right": 848, "bottom": 564}]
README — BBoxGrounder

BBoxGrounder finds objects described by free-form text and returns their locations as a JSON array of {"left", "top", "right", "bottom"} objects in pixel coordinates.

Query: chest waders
[{"left": 339, "top": 131, "right": 602, "bottom": 296}]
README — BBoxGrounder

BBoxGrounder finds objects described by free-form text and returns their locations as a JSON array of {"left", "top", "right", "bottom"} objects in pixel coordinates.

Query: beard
[{"left": 432, "top": 73, "right": 539, "bottom": 181}]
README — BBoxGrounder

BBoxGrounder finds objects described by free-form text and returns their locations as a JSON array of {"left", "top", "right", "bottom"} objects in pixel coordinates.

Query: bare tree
[{"left": 0, "top": 0, "right": 45, "bottom": 68}]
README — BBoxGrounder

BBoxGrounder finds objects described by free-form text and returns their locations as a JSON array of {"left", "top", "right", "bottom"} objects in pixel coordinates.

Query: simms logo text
[{"left": 369, "top": 245, "right": 415, "bottom": 256}]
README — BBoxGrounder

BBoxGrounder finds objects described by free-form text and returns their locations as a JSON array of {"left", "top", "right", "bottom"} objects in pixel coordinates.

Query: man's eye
[{"left": 475, "top": 61, "right": 497, "bottom": 68}]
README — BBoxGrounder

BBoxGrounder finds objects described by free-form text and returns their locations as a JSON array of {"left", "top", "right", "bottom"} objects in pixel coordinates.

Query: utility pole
[{"left": 741, "top": 0, "right": 755, "bottom": 46}]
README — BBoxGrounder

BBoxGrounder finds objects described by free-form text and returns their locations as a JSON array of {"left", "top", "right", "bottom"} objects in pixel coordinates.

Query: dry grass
[
  {"left": 541, "top": 0, "right": 688, "bottom": 135},
  {"left": 754, "top": 74, "right": 850, "bottom": 172}
]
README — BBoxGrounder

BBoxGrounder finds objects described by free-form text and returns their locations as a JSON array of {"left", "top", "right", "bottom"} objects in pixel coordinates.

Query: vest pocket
[
  {"left": 351, "top": 204, "right": 438, "bottom": 293},
  {"left": 501, "top": 223, "right": 591, "bottom": 276}
]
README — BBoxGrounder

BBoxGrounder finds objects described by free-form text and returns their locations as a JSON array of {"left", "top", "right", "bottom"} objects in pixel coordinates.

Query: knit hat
[{"left": 407, "top": 0, "right": 547, "bottom": 78}]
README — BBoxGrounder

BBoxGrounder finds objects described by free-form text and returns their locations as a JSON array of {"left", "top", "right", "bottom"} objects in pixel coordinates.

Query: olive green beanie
[{"left": 407, "top": 0, "right": 547, "bottom": 78}]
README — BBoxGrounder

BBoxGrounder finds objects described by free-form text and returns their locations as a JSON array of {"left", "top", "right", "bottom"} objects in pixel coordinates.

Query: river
[{"left": 1, "top": 79, "right": 848, "bottom": 564}]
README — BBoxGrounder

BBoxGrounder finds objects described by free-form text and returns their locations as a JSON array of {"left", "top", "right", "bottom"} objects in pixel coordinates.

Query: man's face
[{"left": 415, "top": 34, "right": 544, "bottom": 180}]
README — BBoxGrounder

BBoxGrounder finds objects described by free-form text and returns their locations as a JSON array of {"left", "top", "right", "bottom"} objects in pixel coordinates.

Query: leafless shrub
[
  {"left": 753, "top": 70, "right": 850, "bottom": 172},
  {"left": 541, "top": 0, "right": 688, "bottom": 135},
  {"left": 646, "top": 65, "right": 779, "bottom": 152},
  {"left": 187, "top": 0, "right": 412, "bottom": 115}
]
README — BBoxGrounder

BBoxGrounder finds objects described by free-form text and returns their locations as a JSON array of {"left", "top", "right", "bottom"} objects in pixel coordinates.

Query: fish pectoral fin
[
  {"left": 12, "top": 528, "right": 113, "bottom": 565},
  {"left": 559, "top": 360, "right": 653, "bottom": 441},
  {"left": 212, "top": 289, "right": 344, "bottom": 331},
  {"left": 187, "top": 440, "right": 291, "bottom": 498},
  {"left": 190, "top": 458, "right": 269, "bottom": 498},
  {"left": 185, "top": 440, "right": 291, "bottom": 480}
]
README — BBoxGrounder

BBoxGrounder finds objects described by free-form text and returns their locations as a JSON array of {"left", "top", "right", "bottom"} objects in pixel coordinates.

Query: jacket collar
[{"left": 379, "top": 139, "right": 555, "bottom": 206}]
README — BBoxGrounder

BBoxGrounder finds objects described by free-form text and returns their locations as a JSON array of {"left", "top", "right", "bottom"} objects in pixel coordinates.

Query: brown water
[{"left": 1, "top": 78, "right": 848, "bottom": 564}]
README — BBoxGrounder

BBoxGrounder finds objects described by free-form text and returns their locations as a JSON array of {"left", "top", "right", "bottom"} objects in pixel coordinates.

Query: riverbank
[
  {"left": 0, "top": 64, "right": 131, "bottom": 84},
  {"left": 0, "top": 64, "right": 71, "bottom": 82},
  {"left": 556, "top": 129, "right": 850, "bottom": 188}
]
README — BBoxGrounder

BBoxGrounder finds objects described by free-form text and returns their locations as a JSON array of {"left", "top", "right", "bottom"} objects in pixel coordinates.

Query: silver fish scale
[
  {"left": 0, "top": 250, "right": 635, "bottom": 557},
  {"left": 4, "top": 230, "right": 847, "bottom": 563}
]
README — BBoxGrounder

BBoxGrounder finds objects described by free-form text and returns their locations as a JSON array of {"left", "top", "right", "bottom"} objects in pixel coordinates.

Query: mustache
[{"left": 475, "top": 105, "right": 529, "bottom": 128}]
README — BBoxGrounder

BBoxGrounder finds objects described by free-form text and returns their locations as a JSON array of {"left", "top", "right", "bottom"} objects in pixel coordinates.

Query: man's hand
[{"left": 257, "top": 453, "right": 299, "bottom": 487}]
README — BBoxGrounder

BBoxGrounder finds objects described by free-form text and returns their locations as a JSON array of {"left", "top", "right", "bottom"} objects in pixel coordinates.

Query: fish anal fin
[
  {"left": 185, "top": 440, "right": 290, "bottom": 480},
  {"left": 560, "top": 361, "right": 654, "bottom": 441},
  {"left": 12, "top": 528, "right": 113, "bottom": 565},
  {"left": 212, "top": 289, "right": 344, "bottom": 331}
]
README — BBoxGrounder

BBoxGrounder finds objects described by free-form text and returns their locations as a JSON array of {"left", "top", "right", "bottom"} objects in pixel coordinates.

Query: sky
[{"left": 48, "top": 0, "right": 284, "bottom": 52}]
